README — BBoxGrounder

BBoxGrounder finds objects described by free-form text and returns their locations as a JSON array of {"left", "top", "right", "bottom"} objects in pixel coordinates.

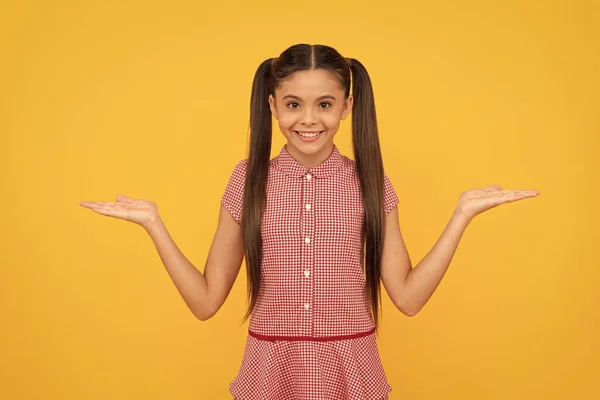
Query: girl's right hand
[{"left": 80, "top": 195, "right": 160, "bottom": 230}]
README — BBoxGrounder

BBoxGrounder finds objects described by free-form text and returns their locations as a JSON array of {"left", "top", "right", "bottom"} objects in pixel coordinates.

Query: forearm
[
  {"left": 145, "top": 218, "right": 210, "bottom": 319},
  {"left": 403, "top": 210, "right": 471, "bottom": 315}
]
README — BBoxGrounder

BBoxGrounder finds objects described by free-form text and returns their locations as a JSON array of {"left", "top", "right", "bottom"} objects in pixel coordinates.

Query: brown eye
[
  {"left": 287, "top": 102, "right": 299, "bottom": 109},
  {"left": 320, "top": 102, "right": 332, "bottom": 109}
]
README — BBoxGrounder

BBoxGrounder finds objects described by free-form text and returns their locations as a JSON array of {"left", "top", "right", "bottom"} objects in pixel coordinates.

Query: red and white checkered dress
[{"left": 221, "top": 144, "right": 399, "bottom": 400}]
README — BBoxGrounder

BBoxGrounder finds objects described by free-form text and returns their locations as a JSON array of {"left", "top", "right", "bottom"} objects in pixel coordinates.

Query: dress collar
[{"left": 273, "top": 144, "right": 344, "bottom": 179}]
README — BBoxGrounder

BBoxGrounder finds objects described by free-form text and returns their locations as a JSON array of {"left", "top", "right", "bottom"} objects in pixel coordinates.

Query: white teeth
[{"left": 296, "top": 131, "right": 323, "bottom": 138}]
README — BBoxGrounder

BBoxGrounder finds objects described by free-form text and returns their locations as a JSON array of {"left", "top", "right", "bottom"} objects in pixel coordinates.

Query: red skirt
[{"left": 229, "top": 330, "right": 392, "bottom": 400}]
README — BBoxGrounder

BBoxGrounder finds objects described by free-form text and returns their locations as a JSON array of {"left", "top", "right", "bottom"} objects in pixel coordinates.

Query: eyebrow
[{"left": 282, "top": 94, "right": 337, "bottom": 101}]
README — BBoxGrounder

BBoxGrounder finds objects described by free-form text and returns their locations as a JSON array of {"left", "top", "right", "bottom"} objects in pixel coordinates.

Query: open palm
[
  {"left": 457, "top": 184, "right": 540, "bottom": 221},
  {"left": 80, "top": 195, "right": 159, "bottom": 228}
]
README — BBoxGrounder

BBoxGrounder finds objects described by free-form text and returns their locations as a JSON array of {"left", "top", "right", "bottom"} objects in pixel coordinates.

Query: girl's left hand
[{"left": 456, "top": 184, "right": 540, "bottom": 221}]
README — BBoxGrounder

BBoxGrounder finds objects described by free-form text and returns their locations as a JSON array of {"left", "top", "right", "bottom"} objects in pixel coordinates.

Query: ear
[
  {"left": 340, "top": 94, "right": 353, "bottom": 120},
  {"left": 268, "top": 94, "right": 279, "bottom": 120}
]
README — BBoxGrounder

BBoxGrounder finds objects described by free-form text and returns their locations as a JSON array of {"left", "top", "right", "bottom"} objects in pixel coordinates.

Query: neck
[{"left": 286, "top": 142, "right": 334, "bottom": 168}]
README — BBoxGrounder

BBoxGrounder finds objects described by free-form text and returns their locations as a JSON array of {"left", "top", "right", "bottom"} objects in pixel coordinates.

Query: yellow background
[{"left": 1, "top": 0, "right": 598, "bottom": 398}]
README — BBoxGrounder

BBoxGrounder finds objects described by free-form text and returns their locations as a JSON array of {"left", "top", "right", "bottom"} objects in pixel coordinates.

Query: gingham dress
[{"left": 221, "top": 144, "right": 399, "bottom": 400}]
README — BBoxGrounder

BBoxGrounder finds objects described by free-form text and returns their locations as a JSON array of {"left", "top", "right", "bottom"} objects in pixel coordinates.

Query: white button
[
  {"left": 305, "top": 237, "right": 310, "bottom": 244},
  {"left": 306, "top": 173, "right": 312, "bottom": 181},
  {"left": 305, "top": 204, "right": 311, "bottom": 211},
  {"left": 304, "top": 270, "right": 310, "bottom": 277},
  {"left": 304, "top": 303, "right": 311, "bottom": 310}
]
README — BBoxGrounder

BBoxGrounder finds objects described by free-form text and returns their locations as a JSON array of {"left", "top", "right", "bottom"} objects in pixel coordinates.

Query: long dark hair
[{"left": 241, "top": 44, "right": 386, "bottom": 331}]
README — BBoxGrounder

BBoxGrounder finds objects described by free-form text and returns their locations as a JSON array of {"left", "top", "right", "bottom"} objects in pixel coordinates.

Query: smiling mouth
[{"left": 294, "top": 130, "right": 324, "bottom": 138}]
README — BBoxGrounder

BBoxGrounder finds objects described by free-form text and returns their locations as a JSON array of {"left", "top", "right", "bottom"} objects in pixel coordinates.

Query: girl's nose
[{"left": 301, "top": 108, "right": 317, "bottom": 125}]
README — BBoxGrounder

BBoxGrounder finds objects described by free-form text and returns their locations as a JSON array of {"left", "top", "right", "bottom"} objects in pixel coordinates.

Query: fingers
[
  {"left": 483, "top": 184, "right": 502, "bottom": 191},
  {"left": 476, "top": 187, "right": 539, "bottom": 198},
  {"left": 89, "top": 206, "right": 125, "bottom": 218},
  {"left": 80, "top": 201, "right": 117, "bottom": 208},
  {"left": 81, "top": 194, "right": 135, "bottom": 208},
  {"left": 116, "top": 195, "right": 134, "bottom": 203},
  {"left": 495, "top": 190, "right": 540, "bottom": 204},
  {"left": 481, "top": 185, "right": 540, "bottom": 196},
  {"left": 500, "top": 189, "right": 540, "bottom": 196}
]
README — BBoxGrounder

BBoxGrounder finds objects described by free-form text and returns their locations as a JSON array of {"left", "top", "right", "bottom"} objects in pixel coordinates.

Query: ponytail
[
  {"left": 348, "top": 57, "right": 386, "bottom": 330},
  {"left": 241, "top": 58, "right": 274, "bottom": 322}
]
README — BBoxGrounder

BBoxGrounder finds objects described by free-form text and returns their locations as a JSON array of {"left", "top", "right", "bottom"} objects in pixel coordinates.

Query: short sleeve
[
  {"left": 221, "top": 160, "right": 248, "bottom": 224},
  {"left": 383, "top": 172, "right": 399, "bottom": 215}
]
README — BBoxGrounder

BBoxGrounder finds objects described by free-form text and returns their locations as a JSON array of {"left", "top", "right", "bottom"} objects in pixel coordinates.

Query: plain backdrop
[{"left": 1, "top": 0, "right": 598, "bottom": 398}]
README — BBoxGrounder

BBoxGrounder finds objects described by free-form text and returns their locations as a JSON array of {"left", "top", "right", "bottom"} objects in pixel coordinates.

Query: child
[{"left": 80, "top": 43, "right": 539, "bottom": 400}]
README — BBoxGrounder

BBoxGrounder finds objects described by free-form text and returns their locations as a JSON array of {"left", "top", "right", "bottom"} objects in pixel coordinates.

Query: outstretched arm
[
  {"left": 80, "top": 196, "right": 244, "bottom": 321},
  {"left": 146, "top": 205, "right": 244, "bottom": 320},
  {"left": 381, "top": 185, "right": 539, "bottom": 316}
]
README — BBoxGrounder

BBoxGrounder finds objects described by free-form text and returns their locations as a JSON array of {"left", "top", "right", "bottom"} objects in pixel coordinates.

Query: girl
[{"left": 80, "top": 43, "right": 539, "bottom": 400}]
